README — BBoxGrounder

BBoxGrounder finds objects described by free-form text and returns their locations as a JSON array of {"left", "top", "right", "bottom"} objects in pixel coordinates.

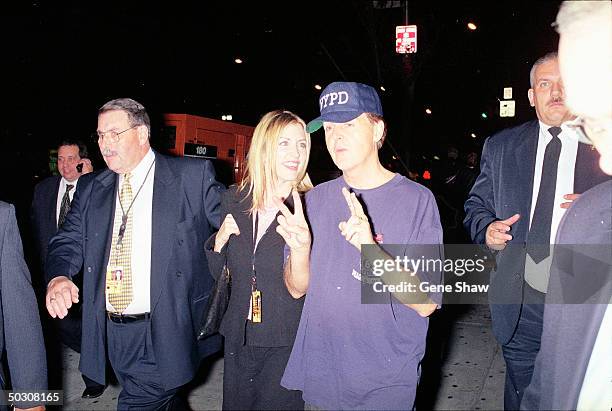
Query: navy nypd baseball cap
[{"left": 306, "top": 81, "right": 383, "bottom": 133}]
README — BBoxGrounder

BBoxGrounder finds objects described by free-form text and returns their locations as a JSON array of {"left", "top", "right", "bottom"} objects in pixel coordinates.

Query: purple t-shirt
[{"left": 281, "top": 174, "right": 443, "bottom": 410}]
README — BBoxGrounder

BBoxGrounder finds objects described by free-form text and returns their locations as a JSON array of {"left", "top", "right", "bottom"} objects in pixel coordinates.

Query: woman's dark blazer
[{"left": 205, "top": 185, "right": 304, "bottom": 349}]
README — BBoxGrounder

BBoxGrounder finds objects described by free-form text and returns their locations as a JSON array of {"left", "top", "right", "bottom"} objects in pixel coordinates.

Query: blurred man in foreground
[
  {"left": 521, "top": 1, "right": 612, "bottom": 410},
  {"left": 0, "top": 202, "right": 47, "bottom": 411}
]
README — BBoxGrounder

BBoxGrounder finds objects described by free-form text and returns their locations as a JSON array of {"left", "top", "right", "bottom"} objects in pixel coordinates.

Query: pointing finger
[
  {"left": 350, "top": 192, "right": 366, "bottom": 218},
  {"left": 291, "top": 189, "right": 304, "bottom": 219},
  {"left": 342, "top": 187, "right": 356, "bottom": 217},
  {"left": 500, "top": 214, "right": 520, "bottom": 227}
]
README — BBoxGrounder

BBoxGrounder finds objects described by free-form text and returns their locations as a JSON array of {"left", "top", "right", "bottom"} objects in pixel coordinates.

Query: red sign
[{"left": 396, "top": 25, "right": 417, "bottom": 54}]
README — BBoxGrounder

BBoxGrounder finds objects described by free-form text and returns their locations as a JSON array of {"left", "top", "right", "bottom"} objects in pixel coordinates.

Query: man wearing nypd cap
[{"left": 276, "top": 81, "right": 444, "bottom": 410}]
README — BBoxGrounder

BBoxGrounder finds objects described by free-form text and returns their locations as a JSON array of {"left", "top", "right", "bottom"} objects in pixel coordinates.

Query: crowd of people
[{"left": 0, "top": 1, "right": 609, "bottom": 410}]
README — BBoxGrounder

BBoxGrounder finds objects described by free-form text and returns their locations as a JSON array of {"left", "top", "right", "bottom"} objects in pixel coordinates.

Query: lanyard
[
  {"left": 251, "top": 211, "right": 259, "bottom": 291},
  {"left": 116, "top": 159, "right": 155, "bottom": 247}
]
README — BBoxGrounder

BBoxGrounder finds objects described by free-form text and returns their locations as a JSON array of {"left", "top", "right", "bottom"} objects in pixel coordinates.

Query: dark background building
[{"left": 1, "top": 0, "right": 562, "bottom": 221}]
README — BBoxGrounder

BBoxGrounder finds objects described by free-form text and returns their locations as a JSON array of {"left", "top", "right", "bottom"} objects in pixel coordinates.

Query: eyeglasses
[{"left": 92, "top": 125, "right": 137, "bottom": 143}]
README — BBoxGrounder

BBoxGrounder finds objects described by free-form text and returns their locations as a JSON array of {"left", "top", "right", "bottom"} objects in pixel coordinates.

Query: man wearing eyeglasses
[
  {"left": 464, "top": 52, "right": 609, "bottom": 410},
  {"left": 30, "top": 139, "right": 102, "bottom": 399},
  {"left": 521, "top": 2, "right": 612, "bottom": 410},
  {"left": 43, "top": 98, "right": 224, "bottom": 409}
]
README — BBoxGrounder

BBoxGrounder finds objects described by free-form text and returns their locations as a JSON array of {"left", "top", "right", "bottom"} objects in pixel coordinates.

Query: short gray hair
[
  {"left": 99, "top": 98, "right": 151, "bottom": 138},
  {"left": 529, "top": 52, "right": 558, "bottom": 88}
]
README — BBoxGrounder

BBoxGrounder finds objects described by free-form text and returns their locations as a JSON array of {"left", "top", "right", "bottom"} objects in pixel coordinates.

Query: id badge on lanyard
[{"left": 249, "top": 211, "right": 262, "bottom": 323}]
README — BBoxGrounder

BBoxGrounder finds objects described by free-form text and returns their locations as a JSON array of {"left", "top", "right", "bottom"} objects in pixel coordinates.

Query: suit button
[
  {"left": 176, "top": 271, "right": 182, "bottom": 277},
  {"left": 178, "top": 239, "right": 184, "bottom": 246},
  {"left": 87, "top": 267, "right": 92, "bottom": 273}
]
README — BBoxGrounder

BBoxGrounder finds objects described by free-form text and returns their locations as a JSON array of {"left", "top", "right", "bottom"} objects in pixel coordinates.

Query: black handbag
[{"left": 197, "top": 264, "right": 231, "bottom": 340}]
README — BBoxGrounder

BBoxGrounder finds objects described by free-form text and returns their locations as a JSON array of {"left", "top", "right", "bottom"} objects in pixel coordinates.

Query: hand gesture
[
  {"left": 275, "top": 190, "right": 311, "bottom": 254},
  {"left": 338, "top": 187, "right": 375, "bottom": 251},
  {"left": 80, "top": 158, "right": 94, "bottom": 175},
  {"left": 214, "top": 214, "right": 240, "bottom": 252},
  {"left": 560, "top": 193, "right": 580, "bottom": 209},
  {"left": 46, "top": 276, "right": 79, "bottom": 319},
  {"left": 485, "top": 213, "right": 520, "bottom": 250}
]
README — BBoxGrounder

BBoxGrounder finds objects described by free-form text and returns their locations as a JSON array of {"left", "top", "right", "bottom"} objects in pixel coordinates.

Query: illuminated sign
[
  {"left": 184, "top": 143, "right": 218, "bottom": 159},
  {"left": 396, "top": 25, "right": 417, "bottom": 54},
  {"left": 499, "top": 100, "right": 516, "bottom": 117}
]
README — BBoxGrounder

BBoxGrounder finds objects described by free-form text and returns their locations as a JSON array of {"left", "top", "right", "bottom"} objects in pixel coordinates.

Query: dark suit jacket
[
  {"left": 30, "top": 175, "right": 61, "bottom": 273},
  {"left": 31, "top": 175, "right": 86, "bottom": 353},
  {"left": 464, "top": 120, "right": 609, "bottom": 344},
  {"left": 45, "top": 152, "right": 224, "bottom": 390},
  {"left": 204, "top": 186, "right": 304, "bottom": 350},
  {"left": 0, "top": 202, "right": 47, "bottom": 408},
  {"left": 521, "top": 180, "right": 612, "bottom": 410}
]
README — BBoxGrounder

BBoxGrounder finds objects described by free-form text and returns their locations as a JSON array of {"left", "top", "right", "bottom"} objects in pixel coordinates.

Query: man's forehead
[
  {"left": 535, "top": 61, "right": 560, "bottom": 76},
  {"left": 99, "top": 109, "right": 129, "bottom": 123},
  {"left": 58, "top": 145, "right": 79, "bottom": 155}
]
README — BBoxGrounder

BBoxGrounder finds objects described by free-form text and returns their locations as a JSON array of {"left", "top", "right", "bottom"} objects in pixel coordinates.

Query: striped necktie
[{"left": 57, "top": 184, "right": 74, "bottom": 228}]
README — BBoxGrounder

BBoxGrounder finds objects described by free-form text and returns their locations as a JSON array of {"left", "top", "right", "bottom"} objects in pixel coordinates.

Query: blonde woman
[{"left": 205, "top": 110, "right": 312, "bottom": 410}]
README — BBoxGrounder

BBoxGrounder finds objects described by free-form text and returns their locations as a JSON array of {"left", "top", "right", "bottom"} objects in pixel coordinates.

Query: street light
[
  {"left": 314, "top": 84, "right": 322, "bottom": 90},
  {"left": 467, "top": 22, "right": 477, "bottom": 31},
  {"left": 234, "top": 58, "right": 243, "bottom": 64},
  {"left": 425, "top": 108, "right": 432, "bottom": 115}
]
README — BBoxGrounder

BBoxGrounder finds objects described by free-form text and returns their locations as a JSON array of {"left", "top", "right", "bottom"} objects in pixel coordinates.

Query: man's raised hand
[
  {"left": 485, "top": 213, "right": 520, "bottom": 250},
  {"left": 338, "top": 187, "right": 375, "bottom": 251}
]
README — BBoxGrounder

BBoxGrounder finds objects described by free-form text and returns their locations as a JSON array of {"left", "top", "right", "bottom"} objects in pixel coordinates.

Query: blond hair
[{"left": 239, "top": 110, "right": 313, "bottom": 213}]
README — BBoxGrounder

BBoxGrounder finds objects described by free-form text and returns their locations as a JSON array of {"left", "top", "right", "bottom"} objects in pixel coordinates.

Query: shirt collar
[
  {"left": 60, "top": 176, "right": 78, "bottom": 190},
  {"left": 538, "top": 120, "right": 579, "bottom": 143},
  {"left": 120, "top": 149, "right": 155, "bottom": 187}
]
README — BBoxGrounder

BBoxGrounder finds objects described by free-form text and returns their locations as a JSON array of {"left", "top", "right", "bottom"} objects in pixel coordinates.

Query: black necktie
[
  {"left": 526, "top": 127, "right": 562, "bottom": 263},
  {"left": 58, "top": 184, "right": 75, "bottom": 228}
]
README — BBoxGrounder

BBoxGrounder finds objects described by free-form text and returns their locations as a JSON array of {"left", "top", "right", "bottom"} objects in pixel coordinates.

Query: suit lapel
[
  {"left": 150, "top": 154, "right": 180, "bottom": 314},
  {"left": 50, "top": 177, "right": 61, "bottom": 231},
  {"left": 91, "top": 169, "right": 118, "bottom": 331},
  {"left": 251, "top": 191, "right": 296, "bottom": 251},
  {"left": 232, "top": 193, "right": 254, "bottom": 252},
  {"left": 231, "top": 190, "right": 296, "bottom": 252},
  {"left": 574, "top": 142, "right": 610, "bottom": 193},
  {"left": 514, "top": 121, "right": 540, "bottom": 230}
]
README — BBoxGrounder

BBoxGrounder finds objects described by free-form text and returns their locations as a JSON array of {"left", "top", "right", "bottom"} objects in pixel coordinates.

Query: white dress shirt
[
  {"left": 524, "top": 122, "right": 579, "bottom": 292},
  {"left": 55, "top": 177, "right": 79, "bottom": 225},
  {"left": 106, "top": 149, "right": 155, "bottom": 314}
]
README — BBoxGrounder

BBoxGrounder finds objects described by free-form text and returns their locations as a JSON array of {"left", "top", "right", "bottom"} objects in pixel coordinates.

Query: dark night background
[
  {"left": 0, "top": 2, "right": 566, "bottom": 406},
  {"left": 1, "top": 0, "right": 562, "bottom": 226}
]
